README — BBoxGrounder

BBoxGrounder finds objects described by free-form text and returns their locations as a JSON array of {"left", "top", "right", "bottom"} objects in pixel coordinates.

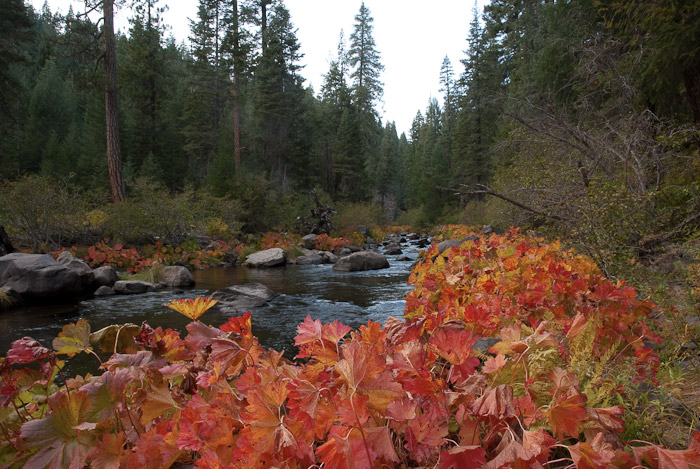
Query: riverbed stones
[
  {"left": 0, "top": 253, "right": 82, "bottom": 300},
  {"left": 93, "top": 266, "right": 119, "bottom": 287},
  {"left": 246, "top": 248, "right": 286, "bottom": 268},
  {"left": 213, "top": 282, "right": 278, "bottom": 312},
  {"left": 333, "top": 251, "right": 390, "bottom": 272},
  {"left": 161, "top": 265, "right": 195, "bottom": 287},
  {"left": 113, "top": 280, "right": 156, "bottom": 294}
]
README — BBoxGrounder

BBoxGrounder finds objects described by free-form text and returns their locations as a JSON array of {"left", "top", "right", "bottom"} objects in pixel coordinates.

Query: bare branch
[{"left": 438, "top": 184, "right": 570, "bottom": 222}]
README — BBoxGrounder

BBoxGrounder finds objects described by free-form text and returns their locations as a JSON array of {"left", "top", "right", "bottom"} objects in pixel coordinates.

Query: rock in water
[
  {"left": 246, "top": 248, "right": 286, "bottom": 268},
  {"left": 113, "top": 280, "right": 156, "bottom": 294},
  {"left": 161, "top": 265, "right": 195, "bottom": 287},
  {"left": 93, "top": 266, "right": 119, "bottom": 287},
  {"left": 56, "top": 251, "right": 95, "bottom": 290},
  {"left": 333, "top": 251, "right": 390, "bottom": 272},
  {"left": 213, "top": 283, "right": 278, "bottom": 312},
  {"left": 0, "top": 253, "right": 81, "bottom": 300}
]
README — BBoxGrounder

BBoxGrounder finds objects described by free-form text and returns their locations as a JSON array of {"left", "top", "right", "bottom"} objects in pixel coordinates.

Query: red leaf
[
  {"left": 6, "top": 337, "right": 52, "bottom": 364},
  {"left": 294, "top": 315, "right": 323, "bottom": 346},
  {"left": 472, "top": 384, "right": 517, "bottom": 420},
  {"left": 439, "top": 445, "right": 487, "bottom": 469},
  {"left": 546, "top": 388, "right": 587, "bottom": 439}
]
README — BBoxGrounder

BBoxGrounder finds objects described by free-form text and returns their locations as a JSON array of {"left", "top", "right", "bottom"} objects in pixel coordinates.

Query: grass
[
  {"left": 119, "top": 263, "right": 165, "bottom": 284},
  {"left": 0, "top": 289, "right": 18, "bottom": 311}
]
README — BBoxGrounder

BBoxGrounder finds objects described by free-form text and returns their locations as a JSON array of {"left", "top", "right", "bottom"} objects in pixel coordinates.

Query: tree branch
[{"left": 438, "top": 184, "right": 569, "bottom": 222}]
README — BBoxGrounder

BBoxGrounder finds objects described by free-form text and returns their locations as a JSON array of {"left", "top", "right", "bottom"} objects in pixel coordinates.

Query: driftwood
[
  {"left": 310, "top": 190, "right": 335, "bottom": 235},
  {"left": 0, "top": 226, "right": 15, "bottom": 256}
]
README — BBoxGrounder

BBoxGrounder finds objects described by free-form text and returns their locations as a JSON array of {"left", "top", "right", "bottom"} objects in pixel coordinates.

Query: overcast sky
[{"left": 29, "top": 0, "right": 484, "bottom": 135}]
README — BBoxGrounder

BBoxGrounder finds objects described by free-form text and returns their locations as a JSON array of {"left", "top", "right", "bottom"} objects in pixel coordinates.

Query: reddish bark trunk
[{"left": 104, "top": 0, "right": 126, "bottom": 203}]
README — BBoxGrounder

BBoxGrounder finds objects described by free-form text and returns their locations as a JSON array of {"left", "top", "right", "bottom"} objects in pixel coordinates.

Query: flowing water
[{"left": 0, "top": 250, "right": 419, "bottom": 362}]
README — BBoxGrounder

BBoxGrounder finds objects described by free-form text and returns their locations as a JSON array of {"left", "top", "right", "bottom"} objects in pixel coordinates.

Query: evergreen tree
[
  {"left": 348, "top": 2, "right": 384, "bottom": 114},
  {"left": 182, "top": 0, "right": 227, "bottom": 182}
]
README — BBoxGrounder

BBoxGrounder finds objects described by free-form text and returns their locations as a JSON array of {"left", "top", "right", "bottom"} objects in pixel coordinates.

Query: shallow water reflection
[{"left": 1, "top": 252, "right": 418, "bottom": 361}]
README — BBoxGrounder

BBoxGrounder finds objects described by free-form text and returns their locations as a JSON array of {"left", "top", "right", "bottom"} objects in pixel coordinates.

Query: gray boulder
[
  {"left": 246, "top": 248, "right": 286, "bottom": 268},
  {"left": 213, "top": 283, "right": 278, "bottom": 312},
  {"left": 333, "top": 251, "right": 390, "bottom": 272},
  {"left": 56, "top": 251, "right": 95, "bottom": 289},
  {"left": 113, "top": 280, "right": 156, "bottom": 294},
  {"left": 356, "top": 225, "right": 369, "bottom": 237},
  {"left": 94, "top": 285, "right": 116, "bottom": 296},
  {"left": 0, "top": 253, "right": 81, "bottom": 300},
  {"left": 161, "top": 265, "right": 195, "bottom": 287},
  {"left": 302, "top": 234, "right": 318, "bottom": 250},
  {"left": 384, "top": 244, "right": 403, "bottom": 255},
  {"left": 93, "top": 266, "right": 119, "bottom": 287},
  {"left": 437, "top": 239, "right": 462, "bottom": 254},
  {"left": 320, "top": 251, "right": 338, "bottom": 264},
  {"left": 296, "top": 254, "right": 324, "bottom": 265}
]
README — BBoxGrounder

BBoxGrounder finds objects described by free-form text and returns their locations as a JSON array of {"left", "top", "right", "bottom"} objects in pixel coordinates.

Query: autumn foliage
[{"left": 3, "top": 228, "right": 699, "bottom": 468}]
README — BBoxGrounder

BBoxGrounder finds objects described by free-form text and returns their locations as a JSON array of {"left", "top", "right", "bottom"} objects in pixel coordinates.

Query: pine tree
[{"left": 348, "top": 2, "right": 384, "bottom": 114}]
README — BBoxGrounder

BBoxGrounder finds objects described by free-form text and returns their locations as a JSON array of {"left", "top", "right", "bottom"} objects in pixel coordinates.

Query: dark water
[{"left": 0, "top": 251, "right": 418, "bottom": 361}]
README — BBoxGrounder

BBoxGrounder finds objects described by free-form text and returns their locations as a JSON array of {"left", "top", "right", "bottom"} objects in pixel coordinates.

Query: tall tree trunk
[
  {"left": 684, "top": 63, "right": 700, "bottom": 125},
  {"left": 232, "top": 0, "right": 241, "bottom": 174},
  {"left": 104, "top": 0, "right": 126, "bottom": 203}
]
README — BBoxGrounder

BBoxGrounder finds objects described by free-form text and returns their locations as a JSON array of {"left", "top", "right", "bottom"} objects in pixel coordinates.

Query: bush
[
  {"left": 0, "top": 175, "right": 95, "bottom": 250},
  {"left": 334, "top": 201, "right": 386, "bottom": 236}
]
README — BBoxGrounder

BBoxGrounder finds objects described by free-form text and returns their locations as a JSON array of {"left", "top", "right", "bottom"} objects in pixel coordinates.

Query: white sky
[{"left": 29, "top": 0, "right": 485, "bottom": 135}]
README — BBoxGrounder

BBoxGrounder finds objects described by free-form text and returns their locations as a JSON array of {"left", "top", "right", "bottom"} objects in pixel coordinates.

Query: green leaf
[{"left": 53, "top": 319, "right": 92, "bottom": 357}]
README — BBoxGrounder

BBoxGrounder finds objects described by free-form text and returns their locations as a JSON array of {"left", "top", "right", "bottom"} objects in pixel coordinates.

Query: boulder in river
[
  {"left": 333, "top": 251, "right": 389, "bottom": 272},
  {"left": 246, "top": 248, "right": 286, "bottom": 268},
  {"left": 93, "top": 266, "right": 119, "bottom": 287},
  {"left": 384, "top": 244, "right": 403, "bottom": 255},
  {"left": 0, "top": 253, "right": 81, "bottom": 300},
  {"left": 295, "top": 254, "right": 324, "bottom": 265},
  {"left": 94, "top": 285, "right": 116, "bottom": 296},
  {"left": 56, "top": 251, "right": 95, "bottom": 289},
  {"left": 161, "top": 265, "right": 195, "bottom": 287},
  {"left": 113, "top": 280, "right": 156, "bottom": 295},
  {"left": 213, "top": 282, "right": 278, "bottom": 312}
]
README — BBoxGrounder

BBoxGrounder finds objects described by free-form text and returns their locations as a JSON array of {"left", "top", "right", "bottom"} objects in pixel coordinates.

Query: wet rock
[
  {"left": 0, "top": 253, "right": 81, "bottom": 300},
  {"left": 93, "top": 266, "right": 119, "bottom": 287},
  {"left": 320, "top": 251, "right": 338, "bottom": 264},
  {"left": 113, "top": 280, "right": 156, "bottom": 294},
  {"left": 213, "top": 283, "right": 278, "bottom": 312},
  {"left": 296, "top": 254, "right": 324, "bottom": 265},
  {"left": 161, "top": 265, "right": 195, "bottom": 287},
  {"left": 333, "top": 251, "right": 390, "bottom": 272},
  {"left": 94, "top": 286, "right": 116, "bottom": 296},
  {"left": 246, "top": 248, "right": 286, "bottom": 268},
  {"left": 384, "top": 244, "right": 403, "bottom": 255}
]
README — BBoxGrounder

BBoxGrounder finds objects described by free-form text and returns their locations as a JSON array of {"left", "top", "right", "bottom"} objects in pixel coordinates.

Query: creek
[{"left": 0, "top": 252, "right": 417, "bottom": 360}]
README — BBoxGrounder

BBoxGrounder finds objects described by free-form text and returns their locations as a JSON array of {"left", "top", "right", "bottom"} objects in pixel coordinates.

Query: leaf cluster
[{"left": 2, "top": 228, "right": 699, "bottom": 468}]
